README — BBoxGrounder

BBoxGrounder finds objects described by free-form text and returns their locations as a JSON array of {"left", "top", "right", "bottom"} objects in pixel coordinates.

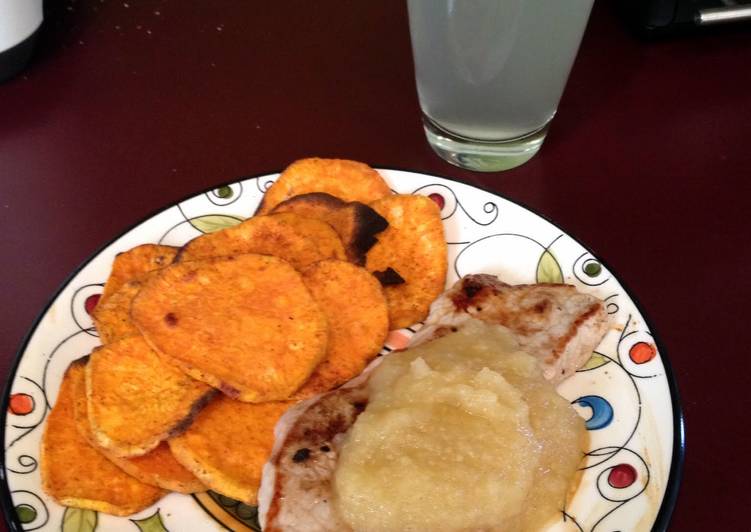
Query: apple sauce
[{"left": 333, "top": 321, "right": 586, "bottom": 531}]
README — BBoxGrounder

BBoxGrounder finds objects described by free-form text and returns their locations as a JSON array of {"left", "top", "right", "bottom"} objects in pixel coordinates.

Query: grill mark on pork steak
[
  {"left": 417, "top": 274, "right": 609, "bottom": 385},
  {"left": 264, "top": 385, "right": 370, "bottom": 530},
  {"left": 550, "top": 301, "right": 603, "bottom": 361}
]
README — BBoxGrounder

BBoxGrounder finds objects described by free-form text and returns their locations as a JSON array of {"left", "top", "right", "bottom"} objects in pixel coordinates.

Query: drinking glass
[{"left": 408, "top": 0, "right": 594, "bottom": 171}]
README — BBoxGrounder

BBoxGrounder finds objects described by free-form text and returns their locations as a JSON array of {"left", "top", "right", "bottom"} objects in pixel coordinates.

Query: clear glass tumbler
[{"left": 408, "top": 0, "right": 594, "bottom": 172}]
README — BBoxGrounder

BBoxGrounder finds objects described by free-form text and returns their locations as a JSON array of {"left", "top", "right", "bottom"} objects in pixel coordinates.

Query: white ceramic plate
[{"left": 0, "top": 170, "right": 683, "bottom": 532}]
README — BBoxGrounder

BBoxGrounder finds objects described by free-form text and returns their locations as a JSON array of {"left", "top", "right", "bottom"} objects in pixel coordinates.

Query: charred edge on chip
[
  {"left": 218, "top": 382, "right": 242, "bottom": 399},
  {"left": 372, "top": 267, "right": 405, "bottom": 287},
  {"left": 166, "top": 388, "right": 218, "bottom": 439},
  {"left": 350, "top": 203, "right": 389, "bottom": 265},
  {"left": 275, "top": 192, "right": 347, "bottom": 211},
  {"left": 69, "top": 355, "right": 91, "bottom": 370},
  {"left": 172, "top": 244, "right": 189, "bottom": 263}
]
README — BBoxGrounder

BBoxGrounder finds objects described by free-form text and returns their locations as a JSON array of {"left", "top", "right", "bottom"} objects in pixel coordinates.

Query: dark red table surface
[{"left": 1, "top": 1, "right": 750, "bottom": 530}]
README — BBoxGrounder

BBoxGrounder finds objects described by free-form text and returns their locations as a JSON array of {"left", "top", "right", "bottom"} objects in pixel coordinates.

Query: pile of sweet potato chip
[{"left": 41, "top": 158, "right": 448, "bottom": 515}]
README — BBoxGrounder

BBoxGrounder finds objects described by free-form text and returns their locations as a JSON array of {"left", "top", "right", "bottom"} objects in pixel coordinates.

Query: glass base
[{"left": 422, "top": 115, "right": 551, "bottom": 172}]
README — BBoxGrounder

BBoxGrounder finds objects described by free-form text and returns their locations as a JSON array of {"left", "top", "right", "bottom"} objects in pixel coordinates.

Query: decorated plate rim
[{"left": 0, "top": 168, "right": 685, "bottom": 532}]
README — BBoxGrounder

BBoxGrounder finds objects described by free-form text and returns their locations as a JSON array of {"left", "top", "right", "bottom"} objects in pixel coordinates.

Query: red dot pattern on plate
[
  {"left": 84, "top": 293, "right": 101, "bottom": 315},
  {"left": 8, "top": 393, "right": 34, "bottom": 416},
  {"left": 428, "top": 193, "right": 445, "bottom": 210},
  {"left": 385, "top": 330, "right": 410, "bottom": 350},
  {"left": 608, "top": 463, "right": 637, "bottom": 489},
  {"left": 629, "top": 342, "right": 656, "bottom": 364}
]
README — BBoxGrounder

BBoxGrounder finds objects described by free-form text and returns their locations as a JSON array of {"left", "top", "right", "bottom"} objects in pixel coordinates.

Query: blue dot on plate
[{"left": 574, "top": 395, "right": 614, "bottom": 430}]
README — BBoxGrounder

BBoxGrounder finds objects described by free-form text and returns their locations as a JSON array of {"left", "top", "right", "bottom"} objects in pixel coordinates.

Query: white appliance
[{"left": 0, "top": 0, "right": 44, "bottom": 82}]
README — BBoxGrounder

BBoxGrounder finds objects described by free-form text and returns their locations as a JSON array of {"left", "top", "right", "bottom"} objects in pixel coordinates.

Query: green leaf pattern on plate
[
  {"left": 62, "top": 507, "right": 98, "bottom": 532},
  {"left": 581, "top": 352, "right": 610, "bottom": 371},
  {"left": 189, "top": 214, "right": 244, "bottom": 234},
  {"left": 131, "top": 510, "right": 169, "bottom": 532},
  {"left": 536, "top": 249, "right": 563, "bottom": 284}
]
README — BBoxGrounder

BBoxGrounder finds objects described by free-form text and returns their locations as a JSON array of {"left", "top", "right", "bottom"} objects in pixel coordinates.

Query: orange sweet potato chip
[
  {"left": 100, "top": 244, "right": 178, "bottom": 304},
  {"left": 169, "top": 396, "right": 291, "bottom": 504},
  {"left": 177, "top": 213, "right": 342, "bottom": 269},
  {"left": 271, "top": 193, "right": 389, "bottom": 265},
  {"left": 86, "top": 335, "right": 215, "bottom": 457},
  {"left": 103, "top": 443, "right": 206, "bottom": 494},
  {"left": 72, "top": 380, "right": 205, "bottom": 494},
  {"left": 366, "top": 194, "right": 447, "bottom": 329},
  {"left": 293, "top": 260, "right": 389, "bottom": 399},
  {"left": 269, "top": 212, "right": 346, "bottom": 262},
  {"left": 132, "top": 254, "right": 328, "bottom": 402},
  {"left": 256, "top": 158, "right": 391, "bottom": 215},
  {"left": 40, "top": 358, "right": 165, "bottom": 516},
  {"left": 92, "top": 279, "right": 143, "bottom": 344}
]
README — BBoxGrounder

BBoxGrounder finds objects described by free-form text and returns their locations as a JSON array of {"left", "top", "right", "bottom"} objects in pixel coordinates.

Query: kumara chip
[
  {"left": 71, "top": 381, "right": 205, "bottom": 494},
  {"left": 256, "top": 158, "right": 392, "bottom": 215},
  {"left": 270, "top": 212, "right": 346, "bottom": 262},
  {"left": 41, "top": 358, "right": 165, "bottom": 516},
  {"left": 177, "top": 213, "right": 340, "bottom": 269},
  {"left": 86, "top": 335, "right": 216, "bottom": 457},
  {"left": 92, "top": 279, "right": 143, "bottom": 344},
  {"left": 271, "top": 192, "right": 389, "bottom": 265},
  {"left": 100, "top": 244, "right": 178, "bottom": 304},
  {"left": 101, "top": 443, "right": 206, "bottom": 494},
  {"left": 169, "top": 396, "right": 291, "bottom": 504},
  {"left": 293, "top": 260, "right": 389, "bottom": 399},
  {"left": 366, "top": 194, "right": 447, "bottom": 329},
  {"left": 132, "top": 254, "right": 328, "bottom": 402}
]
